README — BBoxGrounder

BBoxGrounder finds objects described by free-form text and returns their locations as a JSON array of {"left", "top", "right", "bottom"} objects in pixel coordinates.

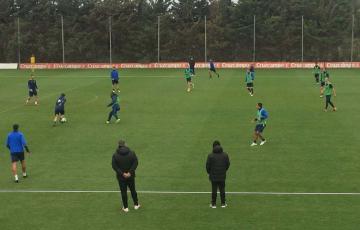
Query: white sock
[{"left": 15, "top": 175, "right": 18, "bottom": 181}]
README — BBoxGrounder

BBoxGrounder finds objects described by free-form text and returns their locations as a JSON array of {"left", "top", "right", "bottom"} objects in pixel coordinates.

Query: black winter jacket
[
  {"left": 112, "top": 146, "right": 138, "bottom": 181},
  {"left": 206, "top": 145, "right": 230, "bottom": 182}
]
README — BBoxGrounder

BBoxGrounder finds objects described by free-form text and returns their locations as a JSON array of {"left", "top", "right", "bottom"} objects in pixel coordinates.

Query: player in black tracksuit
[
  {"left": 112, "top": 140, "right": 140, "bottom": 212},
  {"left": 26, "top": 75, "right": 39, "bottom": 105},
  {"left": 206, "top": 140, "right": 230, "bottom": 208}
]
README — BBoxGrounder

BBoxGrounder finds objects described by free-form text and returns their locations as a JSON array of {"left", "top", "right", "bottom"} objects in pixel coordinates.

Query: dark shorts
[
  {"left": 112, "top": 105, "right": 120, "bottom": 113},
  {"left": 255, "top": 124, "right": 266, "bottom": 133},
  {"left": 320, "top": 82, "right": 325, "bottom": 87},
  {"left": 112, "top": 79, "right": 119, "bottom": 85},
  {"left": 210, "top": 68, "right": 216, "bottom": 73},
  {"left": 29, "top": 90, "right": 37, "bottom": 97},
  {"left": 246, "top": 83, "right": 254, "bottom": 88},
  {"left": 55, "top": 108, "right": 65, "bottom": 115},
  {"left": 11, "top": 152, "right": 25, "bottom": 162},
  {"left": 190, "top": 68, "right": 195, "bottom": 75},
  {"left": 186, "top": 77, "right": 192, "bottom": 82}
]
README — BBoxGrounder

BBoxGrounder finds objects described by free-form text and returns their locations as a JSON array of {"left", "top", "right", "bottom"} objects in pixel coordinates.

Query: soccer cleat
[
  {"left": 251, "top": 94, "right": 254, "bottom": 97},
  {"left": 210, "top": 204, "right": 216, "bottom": 209},
  {"left": 323, "top": 109, "right": 327, "bottom": 112},
  {"left": 187, "top": 88, "right": 191, "bottom": 92},
  {"left": 23, "top": 173, "right": 27, "bottom": 178},
  {"left": 260, "top": 140, "right": 266, "bottom": 146},
  {"left": 221, "top": 204, "right": 227, "bottom": 208},
  {"left": 250, "top": 142, "right": 258, "bottom": 147},
  {"left": 116, "top": 119, "right": 121, "bottom": 123},
  {"left": 333, "top": 107, "right": 337, "bottom": 112},
  {"left": 14, "top": 179, "right": 19, "bottom": 183},
  {"left": 320, "top": 95, "right": 323, "bottom": 98},
  {"left": 35, "top": 101, "right": 38, "bottom": 105},
  {"left": 122, "top": 207, "right": 129, "bottom": 213},
  {"left": 134, "top": 204, "right": 141, "bottom": 210},
  {"left": 106, "top": 121, "right": 110, "bottom": 124}
]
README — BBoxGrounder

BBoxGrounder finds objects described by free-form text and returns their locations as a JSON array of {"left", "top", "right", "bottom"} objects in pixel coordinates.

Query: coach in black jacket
[
  {"left": 112, "top": 140, "right": 140, "bottom": 212},
  {"left": 206, "top": 140, "right": 230, "bottom": 208}
]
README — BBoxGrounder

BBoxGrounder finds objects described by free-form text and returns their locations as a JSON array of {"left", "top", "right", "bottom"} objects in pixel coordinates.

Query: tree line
[{"left": 0, "top": 0, "right": 359, "bottom": 63}]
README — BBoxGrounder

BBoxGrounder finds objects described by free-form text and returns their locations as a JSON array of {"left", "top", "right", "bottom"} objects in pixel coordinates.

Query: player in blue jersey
[
  {"left": 209, "top": 59, "right": 219, "bottom": 78},
  {"left": 53, "top": 93, "right": 67, "bottom": 126},
  {"left": 111, "top": 66, "right": 120, "bottom": 92},
  {"left": 26, "top": 74, "right": 39, "bottom": 105},
  {"left": 106, "top": 91, "right": 121, "bottom": 124},
  {"left": 6, "top": 124, "right": 31, "bottom": 183},
  {"left": 251, "top": 103, "right": 268, "bottom": 146}
]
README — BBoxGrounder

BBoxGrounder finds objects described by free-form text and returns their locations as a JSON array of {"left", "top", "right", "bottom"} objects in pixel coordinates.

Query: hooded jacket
[
  {"left": 206, "top": 145, "right": 230, "bottom": 182},
  {"left": 112, "top": 146, "right": 138, "bottom": 181}
]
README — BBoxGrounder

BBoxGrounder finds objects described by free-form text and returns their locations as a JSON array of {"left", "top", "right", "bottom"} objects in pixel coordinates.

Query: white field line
[{"left": 0, "top": 190, "right": 360, "bottom": 195}]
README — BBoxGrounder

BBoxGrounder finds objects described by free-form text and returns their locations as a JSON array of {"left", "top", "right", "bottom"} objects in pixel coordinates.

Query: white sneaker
[
  {"left": 122, "top": 207, "right": 129, "bottom": 213},
  {"left": 106, "top": 121, "right": 110, "bottom": 124},
  {"left": 35, "top": 101, "right": 38, "bottom": 105},
  {"left": 116, "top": 119, "right": 121, "bottom": 123},
  {"left": 260, "top": 140, "right": 266, "bottom": 146},
  {"left": 134, "top": 204, "right": 141, "bottom": 210},
  {"left": 250, "top": 94, "right": 254, "bottom": 97},
  {"left": 221, "top": 204, "right": 227, "bottom": 208},
  {"left": 210, "top": 204, "right": 216, "bottom": 209},
  {"left": 250, "top": 142, "right": 258, "bottom": 147}
]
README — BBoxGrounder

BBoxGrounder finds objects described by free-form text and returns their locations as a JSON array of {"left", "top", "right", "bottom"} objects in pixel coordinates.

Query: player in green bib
[
  {"left": 319, "top": 67, "right": 329, "bottom": 97},
  {"left": 185, "top": 67, "right": 194, "bottom": 92},
  {"left": 324, "top": 77, "right": 337, "bottom": 112},
  {"left": 313, "top": 62, "right": 321, "bottom": 84},
  {"left": 106, "top": 91, "right": 121, "bottom": 124},
  {"left": 245, "top": 68, "right": 254, "bottom": 96},
  {"left": 251, "top": 103, "right": 269, "bottom": 146}
]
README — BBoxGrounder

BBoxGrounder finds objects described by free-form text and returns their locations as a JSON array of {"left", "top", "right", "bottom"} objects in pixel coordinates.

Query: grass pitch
[{"left": 0, "top": 68, "right": 360, "bottom": 230}]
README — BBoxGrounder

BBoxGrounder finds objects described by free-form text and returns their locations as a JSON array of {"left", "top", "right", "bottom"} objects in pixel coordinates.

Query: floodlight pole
[
  {"left": 204, "top": 15, "right": 207, "bottom": 62},
  {"left": 109, "top": 16, "right": 112, "bottom": 65},
  {"left": 301, "top": 15, "right": 304, "bottom": 62},
  {"left": 61, "top": 15, "right": 65, "bottom": 63},
  {"left": 351, "top": 14, "right": 355, "bottom": 65},
  {"left": 253, "top": 15, "right": 256, "bottom": 62},
  {"left": 157, "top": 16, "right": 160, "bottom": 63},
  {"left": 17, "top": 17, "right": 21, "bottom": 66}
]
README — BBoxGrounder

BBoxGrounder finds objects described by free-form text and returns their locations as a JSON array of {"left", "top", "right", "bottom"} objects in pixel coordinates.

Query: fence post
[{"left": 253, "top": 15, "right": 256, "bottom": 62}]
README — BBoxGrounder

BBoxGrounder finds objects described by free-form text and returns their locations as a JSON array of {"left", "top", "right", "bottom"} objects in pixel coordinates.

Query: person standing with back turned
[
  {"left": 206, "top": 140, "right": 230, "bottom": 209},
  {"left": 6, "top": 124, "right": 31, "bottom": 183},
  {"left": 112, "top": 140, "right": 140, "bottom": 213}
]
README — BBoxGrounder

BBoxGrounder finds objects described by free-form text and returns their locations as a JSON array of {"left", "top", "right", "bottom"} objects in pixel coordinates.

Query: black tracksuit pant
[
  {"left": 211, "top": 181, "right": 226, "bottom": 205},
  {"left": 118, "top": 178, "right": 138, "bottom": 208}
]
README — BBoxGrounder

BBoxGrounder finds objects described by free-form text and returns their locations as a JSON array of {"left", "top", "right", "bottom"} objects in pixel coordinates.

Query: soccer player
[
  {"left": 106, "top": 91, "right": 121, "bottom": 124},
  {"left": 319, "top": 67, "right": 329, "bottom": 97},
  {"left": 26, "top": 74, "right": 39, "bottom": 105},
  {"left": 251, "top": 102, "right": 268, "bottom": 146},
  {"left": 53, "top": 93, "right": 67, "bottom": 126},
  {"left": 30, "top": 54, "right": 36, "bottom": 73},
  {"left": 111, "top": 66, "right": 120, "bottom": 92},
  {"left": 245, "top": 68, "right": 254, "bottom": 96},
  {"left": 313, "top": 62, "right": 321, "bottom": 84},
  {"left": 6, "top": 124, "right": 31, "bottom": 183},
  {"left": 189, "top": 57, "right": 195, "bottom": 76},
  {"left": 185, "top": 67, "right": 194, "bottom": 92},
  {"left": 209, "top": 59, "right": 220, "bottom": 78},
  {"left": 324, "top": 77, "right": 337, "bottom": 112},
  {"left": 250, "top": 64, "right": 255, "bottom": 80}
]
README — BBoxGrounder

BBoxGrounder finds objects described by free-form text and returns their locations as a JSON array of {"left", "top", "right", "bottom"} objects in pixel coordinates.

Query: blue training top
[
  {"left": 210, "top": 62, "right": 215, "bottom": 70},
  {"left": 111, "top": 70, "right": 119, "bottom": 80},
  {"left": 6, "top": 131, "right": 27, "bottom": 154}
]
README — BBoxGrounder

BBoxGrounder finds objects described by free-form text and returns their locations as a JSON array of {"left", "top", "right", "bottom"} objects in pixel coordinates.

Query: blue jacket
[
  {"left": 6, "top": 131, "right": 27, "bottom": 154},
  {"left": 111, "top": 70, "right": 119, "bottom": 80}
]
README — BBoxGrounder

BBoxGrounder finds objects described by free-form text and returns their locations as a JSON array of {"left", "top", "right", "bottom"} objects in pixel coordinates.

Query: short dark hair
[
  {"left": 13, "top": 124, "right": 19, "bottom": 131},
  {"left": 213, "top": 140, "right": 221, "bottom": 148},
  {"left": 118, "top": 140, "right": 126, "bottom": 147},
  {"left": 257, "top": 102, "right": 263, "bottom": 108}
]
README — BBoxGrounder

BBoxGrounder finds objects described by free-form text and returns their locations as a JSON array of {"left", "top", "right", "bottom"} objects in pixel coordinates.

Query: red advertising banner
[{"left": 19, "top": 62, "right": 360, "bottom": 69}]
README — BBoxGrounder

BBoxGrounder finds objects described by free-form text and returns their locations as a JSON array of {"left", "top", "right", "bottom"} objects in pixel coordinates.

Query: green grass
[{"left": 0, "top": 68, "right": 360, "bottom": 229}]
